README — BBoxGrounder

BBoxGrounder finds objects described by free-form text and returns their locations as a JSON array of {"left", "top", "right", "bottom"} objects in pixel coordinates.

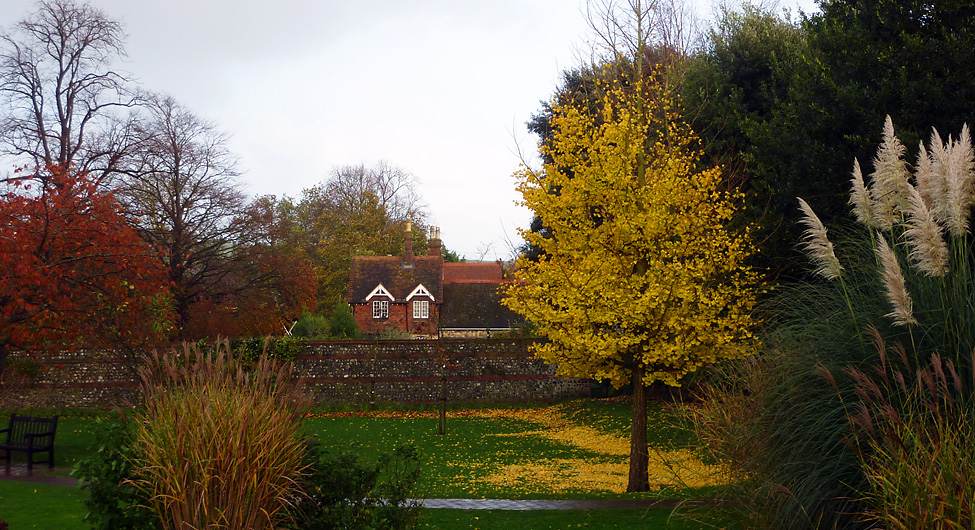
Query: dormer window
[
  {"left": 406, "top": 284, "right": 433, "bottom": 320},
  {"left": 406, "top": 284, "right": 434, "bottom": 301},
  {"left": 366, "top": 284, "right": 394, "bottom": 302},
  {"left": 373, "top": 300, "right": 389, "bottom": 319},
  {"left": 365, "top": 283, "right": 394, "bottom": 320}
]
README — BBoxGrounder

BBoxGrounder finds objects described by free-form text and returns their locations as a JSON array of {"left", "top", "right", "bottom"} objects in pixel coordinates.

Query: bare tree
[
  {"left": 326, "top": 161, "right": 426, "bottom": 224},
  {"left": 474, "top": 242, "right": 495, "bottom": 261},
  {"left": 585, "top": 0, "right": 701, "bottom": 75},
  {"left": 711, "top": 0, "right": 782, "bottom": 20},
  {"left": 116, "top": 94, "right": 249, "bottom": 333},
  {"left": 0, "top": 0, "right": 136, "bottom": 184}
]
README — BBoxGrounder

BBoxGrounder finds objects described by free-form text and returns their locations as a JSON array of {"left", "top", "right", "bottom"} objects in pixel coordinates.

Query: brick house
[{"left": 348, "top": 225, "right": 522, "bottom": 337}]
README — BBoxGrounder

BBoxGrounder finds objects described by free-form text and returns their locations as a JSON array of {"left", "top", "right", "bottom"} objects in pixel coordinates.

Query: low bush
[
  {"left": 3, "top": 357, "right": 42, "bottom": 379},
  {"left": 292, "top": 312, "right": 330, "bottom": 339},
  {"left": 194, "top": 336, "right": 305, "bottom": 362},
  {"left": 288, "top": 440, "right": 422, "bottom": 530},
  {"left": 72, "top": 419, "right": 159, "bottom": 530}
]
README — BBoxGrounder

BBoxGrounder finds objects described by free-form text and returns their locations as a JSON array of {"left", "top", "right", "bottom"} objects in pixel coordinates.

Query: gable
[
  {"left": 365, "top": 283, "right": 394, "bottom": 301},
  {"left": 406, "top": 284, "right": 435, "bottom": 301}
]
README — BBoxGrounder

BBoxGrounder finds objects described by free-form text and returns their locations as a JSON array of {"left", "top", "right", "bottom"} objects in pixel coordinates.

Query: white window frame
[
  {"left": 413, "top": 299, "right": 429, "bottom": 319},
  {"left": 372, "top": 299, "right": 389, "bottom": 319}
]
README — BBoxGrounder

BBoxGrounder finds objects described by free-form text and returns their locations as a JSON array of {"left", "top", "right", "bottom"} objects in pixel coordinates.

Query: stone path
[
  {"left": 0, "top": 465, "right": 77, "bottom": 486},
  {"left": 420, "top": 498, "right": 686, "bottom": 510},
  {"left": 0, "top": 466, "right": 694, "bottom": 511}
]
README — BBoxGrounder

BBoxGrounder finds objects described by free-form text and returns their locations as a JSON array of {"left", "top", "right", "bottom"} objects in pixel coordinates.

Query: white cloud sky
[{"left": 1, "top": 0, "right": 817, "bottom": 260}]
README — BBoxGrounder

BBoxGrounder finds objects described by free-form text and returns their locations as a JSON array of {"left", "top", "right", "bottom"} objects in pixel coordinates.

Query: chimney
[
  {"left": 403, "top": 220, "right": 413, "bottom": 268},
  {"left": 429, "top": 226, "right": 442, "bottom": 257}
]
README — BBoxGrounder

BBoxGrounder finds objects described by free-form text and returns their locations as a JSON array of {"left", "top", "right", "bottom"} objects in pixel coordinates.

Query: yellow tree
[{"left": 504, "top": 68, "right": 760, "bottom": 492}]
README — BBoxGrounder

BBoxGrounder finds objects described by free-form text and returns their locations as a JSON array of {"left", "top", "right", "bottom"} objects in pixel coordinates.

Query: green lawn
[
  {"left": 303, "top": 399, "right": 702, "bottom": 500},
  {"left": 0, "top": 491, "right": 699, "bottom": 530},
  {"left": 307, "top": 415, "right": 610, "bottom": 499},
  {"left": 0, "top": 480, "right": 86, "bottom": 528},
  {"left": 559, "top": 397, "right": 696, "bottom": 448},
  {"left": 0, "top": 483, "right": 703, "bottom": 530}
]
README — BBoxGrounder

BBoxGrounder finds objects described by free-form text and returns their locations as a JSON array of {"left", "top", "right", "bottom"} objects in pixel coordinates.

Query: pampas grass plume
[
  {"left": 868, "top": 116, "right": 911, "bottom": 230},
  {"left": 903, "top": 183, "right": 948, "bottom": 277},
  {"left": 798, "top": 197, "right": 842, "bottom": 280},
  {"left": 914, "top": 141, "right": 940, "bottom": 211},
  {"left": 944, "top": 123, "right": 975, "bottom": 237},
  {"left": 849, "top": 158, "right": 875, "bottom": 228},
  {"left": 876, "top": 234, "right": 917, "bottom": 327}
]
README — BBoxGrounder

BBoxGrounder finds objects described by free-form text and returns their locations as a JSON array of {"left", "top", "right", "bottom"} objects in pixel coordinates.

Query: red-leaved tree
[
  {"left": 180, "top": 197, "right": 320, "bottom": 339},
  {"left": 0, "top": 165, "right": 173, "bottom": 371}
]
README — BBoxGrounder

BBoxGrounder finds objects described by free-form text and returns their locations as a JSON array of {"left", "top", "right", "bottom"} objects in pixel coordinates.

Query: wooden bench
[{"left": 0, "top": 414, "right": 58, "bottom": 474}]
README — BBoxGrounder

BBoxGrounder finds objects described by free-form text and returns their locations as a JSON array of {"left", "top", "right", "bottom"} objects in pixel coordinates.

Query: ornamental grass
[
  {"left": 691, "top": 116, "right": 975, "bottom": 529},
  {"left": 844, "top": 329, "right": 974, "bottom": 530},
  {"left": 131, "top": 340, "right": 311, "bottom": 530}
]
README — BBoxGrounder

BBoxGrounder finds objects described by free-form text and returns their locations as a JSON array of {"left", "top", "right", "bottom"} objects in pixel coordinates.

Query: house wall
[
  {"left": 352, "top": 302, "right": 440, "bottom": 337},
  {"left": 1, "top": 339, "right": 591, "bottom": 409}
]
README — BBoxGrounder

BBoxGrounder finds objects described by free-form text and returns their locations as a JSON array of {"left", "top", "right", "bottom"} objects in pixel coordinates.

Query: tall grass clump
[
  {"left": 690, "top": 116, "right": 975, "bottom": 529},
  {"left": 132, "top": 340, "right": 311, "bottom": 530},
  {"left": 844, "top": 329, "right": 974, "bottom": 530}
]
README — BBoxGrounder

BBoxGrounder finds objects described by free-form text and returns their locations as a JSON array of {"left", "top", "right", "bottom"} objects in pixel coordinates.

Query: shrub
[
  {"left": 292, "top": 312, "right": 330, "bottom": 339},
  {"left": 4, "top": 357, "right": 42, "bottom": 379},
  {"left": 328, "top": 302, "right": 360, "bottom": 339},
  {"left": 288, "top": 441, "right": 422, "bottom": 530},
  {"left": 0, "top": 356, "right": 44, "bottom": 406},
  {"left": 131, "top": 341, "right": 311, "bottom": 530},
  {"left": 193, "top": 336, "right": 304, "bottom": 363},
  {"left": 72, "top": 419, "right": 159, "bottom": 530}
]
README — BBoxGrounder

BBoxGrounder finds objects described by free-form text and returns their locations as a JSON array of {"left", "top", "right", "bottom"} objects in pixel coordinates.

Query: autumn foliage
[
  {"left": 505, "top": 76, "right": 759, "bottom": 386},
  {"left": 180, "top": 252, "right": 319, "bottom": 339},
  {"left": 0, "top": 165, "right": 172, "bottom": 355}
]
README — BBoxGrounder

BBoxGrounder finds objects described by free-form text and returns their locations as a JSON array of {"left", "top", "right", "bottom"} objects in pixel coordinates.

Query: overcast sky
[{"left": 2, "top": 0, "right": 817, "bottom": 260}]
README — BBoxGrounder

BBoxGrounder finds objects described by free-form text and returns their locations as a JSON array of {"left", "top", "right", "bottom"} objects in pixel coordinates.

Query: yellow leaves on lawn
[
  {"left": 473, "top": 406, "right": 630, "bottom": 456},
  {"left": 482, "top": 450, "right": 723, "bottom": 493},
  {"left": 310, "top": 403, "right": 726, "bottom": 494},
  {"left": 484, "top": 459, "right": 627, "bottom": 492},
  {"left": 471, "top": 405, "right": 725, "bottom": 493}
]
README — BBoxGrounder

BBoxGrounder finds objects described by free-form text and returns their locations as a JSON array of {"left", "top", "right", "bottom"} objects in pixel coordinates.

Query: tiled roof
[
  {"left": 439, "top": 282, "right": 523, "bottom": 329},
  {"left": 348, "top": 255, "right": 443, "bottom": 302},
  {"left": 443, "top": 262, "right": 502, "bottom": 282}
]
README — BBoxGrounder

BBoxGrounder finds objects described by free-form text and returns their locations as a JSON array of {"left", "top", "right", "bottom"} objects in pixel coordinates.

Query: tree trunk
[{"left": 627, "top": 365, "right": 650, "bottom": 492}]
